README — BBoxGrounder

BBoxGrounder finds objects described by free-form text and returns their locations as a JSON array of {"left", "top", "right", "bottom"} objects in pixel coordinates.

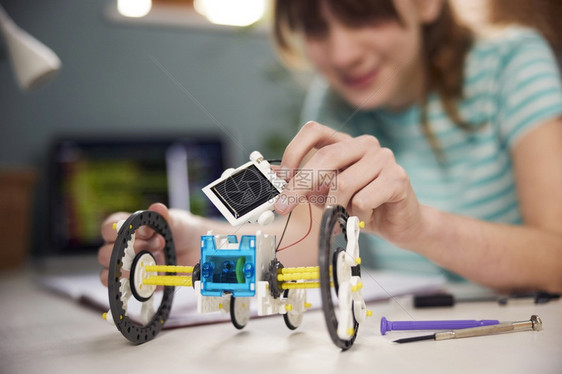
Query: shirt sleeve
[{"left": 496, "top": 29, "right": 562, "bottom": 147}]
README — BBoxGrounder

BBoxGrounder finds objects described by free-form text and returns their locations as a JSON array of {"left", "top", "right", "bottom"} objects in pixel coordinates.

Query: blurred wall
[
  {"left": 0, "top": 0, "right": 305, "bottom": 257},
  {"left": 0, "top": 0, "right": 305, "bottom": 168}
]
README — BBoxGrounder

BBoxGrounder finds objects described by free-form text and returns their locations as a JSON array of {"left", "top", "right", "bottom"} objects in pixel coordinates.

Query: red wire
[{"left": 277, "top": 199, "right": 313, "bottom": 252}]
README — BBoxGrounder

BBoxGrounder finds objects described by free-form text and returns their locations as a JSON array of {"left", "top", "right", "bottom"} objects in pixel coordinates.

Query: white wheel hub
[{"left": 133, "top": 252, "right": 157, "bottom": 300}]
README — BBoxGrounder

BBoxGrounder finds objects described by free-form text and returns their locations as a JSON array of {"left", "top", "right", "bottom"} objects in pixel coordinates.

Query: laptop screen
[{"left": 46, "top": 136, "right": 225, "bottom": 256}]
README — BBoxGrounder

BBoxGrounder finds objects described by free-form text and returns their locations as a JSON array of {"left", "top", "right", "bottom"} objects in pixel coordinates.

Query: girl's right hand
[
  {"left": 274, "top": 121, "right": 424, "bottom": 249},
  {"left": 97, "top": 202, "right": 202, "bottom": 286}
]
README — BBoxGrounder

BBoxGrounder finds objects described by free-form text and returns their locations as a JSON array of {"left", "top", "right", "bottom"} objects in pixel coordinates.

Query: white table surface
[{"left": 1, "top": 267, "right": 561, "bottom": 374}]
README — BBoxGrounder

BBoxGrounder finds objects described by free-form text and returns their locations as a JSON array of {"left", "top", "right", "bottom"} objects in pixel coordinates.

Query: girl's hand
[
  {"left": 97, "top": 202, "right": 202, "bottom": 286},
  {"left": 274, "top": 121, "right": 425, "bottom": 248}
]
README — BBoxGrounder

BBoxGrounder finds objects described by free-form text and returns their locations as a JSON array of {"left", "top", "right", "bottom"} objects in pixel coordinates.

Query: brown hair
[
  {"left": 489, "top": 0, "right": 562, "bottom": 49},
  {"left": 273, "top": 0, "right": 474, "bottom": 162}
]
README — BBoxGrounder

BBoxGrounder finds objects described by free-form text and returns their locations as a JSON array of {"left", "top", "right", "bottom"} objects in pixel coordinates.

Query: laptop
[
  {"left": 34, "top": 135, "right": 227, "bottom": 308},
  {"left": 43, "top": 135, "right": 226, "bottom": 257}
]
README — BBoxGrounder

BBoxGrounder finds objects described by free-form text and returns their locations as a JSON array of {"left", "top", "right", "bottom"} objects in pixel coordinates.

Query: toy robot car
[{"left": 104, "top": 152, "right": 369, "bottom": 350}]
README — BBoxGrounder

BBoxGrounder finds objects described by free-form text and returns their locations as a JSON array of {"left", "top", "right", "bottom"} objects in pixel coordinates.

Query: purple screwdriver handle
[{"left": 380, "top": 317, "right": 500, "bottom": 335}]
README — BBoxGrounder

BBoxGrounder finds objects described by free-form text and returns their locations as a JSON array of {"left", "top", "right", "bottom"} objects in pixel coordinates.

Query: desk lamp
[{"left": 0, "top": 5, "right": 61, "bottom": 91}]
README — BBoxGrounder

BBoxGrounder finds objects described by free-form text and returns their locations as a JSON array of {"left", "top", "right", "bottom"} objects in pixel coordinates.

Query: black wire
[
  {"left": 275, "top": 210, "right": 292, "bottom": 252},
  {"left": 269, "top": 157, "right": 289, "bottom": 251}
]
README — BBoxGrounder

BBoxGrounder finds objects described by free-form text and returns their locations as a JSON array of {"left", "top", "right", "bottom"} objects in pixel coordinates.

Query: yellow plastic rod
[
  {"left": 277, "top": 272, "right": 320, "bottom": 281},
  {"left": 143, "top": 275, "right": 192, "bottom": 287},
  {"left": 278, "top": 266, "right": 319, "bottom": 274},
  {"left": 145, "top": 265, "right": 194, "bottom": 273},
  {"left": 281, "top": 281, "right": 334, "bottom": 289},
  {"left": 279, "top": 266, "right": 332, "bottom": 276}
]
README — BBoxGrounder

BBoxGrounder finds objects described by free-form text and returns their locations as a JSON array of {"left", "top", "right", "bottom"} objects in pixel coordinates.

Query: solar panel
[{"left": 202, "top": 152, "right": 286, "bottom": 226}]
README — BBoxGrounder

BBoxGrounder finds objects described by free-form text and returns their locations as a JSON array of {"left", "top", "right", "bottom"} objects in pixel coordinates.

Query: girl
[{"left": 99, "top": 0, "right": 562, "bottom": 293}]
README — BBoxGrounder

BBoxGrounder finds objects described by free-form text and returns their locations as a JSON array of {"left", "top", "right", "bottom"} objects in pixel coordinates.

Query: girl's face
[{"left": 303, "top": 0, "right": 428, "bottom": 111}]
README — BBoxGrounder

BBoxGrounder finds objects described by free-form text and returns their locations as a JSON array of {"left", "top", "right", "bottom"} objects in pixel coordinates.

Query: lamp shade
[{"left": 0, "top": 5, "right": 61, "bottom": 91}]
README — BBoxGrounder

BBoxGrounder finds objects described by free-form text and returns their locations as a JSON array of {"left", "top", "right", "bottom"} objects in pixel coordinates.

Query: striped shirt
[{"left": 301, "top": 28, "right": 562, "bottom": 278}]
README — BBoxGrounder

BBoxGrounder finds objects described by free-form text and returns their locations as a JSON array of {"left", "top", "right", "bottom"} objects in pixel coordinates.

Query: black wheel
[
  {"left": 282, "top": 288, "right": 305, "bottom": 330},
  {"left": 318, "top": 205, "right": 359, "bottom": 350},
  {"left": 230, "top": 296, "right": 250, "bottom": 329},
  {"left": 191, "top": 262, "right": 201, "bottom": 289},
  {"left": 264, "top": 259, "right": 284, "bottom": 299},
  {"left": 108, "top": 210, "right": 176, "bottom": 344},
  {"left": 332, "top": 247, "right": 344, "bottom": 296}
]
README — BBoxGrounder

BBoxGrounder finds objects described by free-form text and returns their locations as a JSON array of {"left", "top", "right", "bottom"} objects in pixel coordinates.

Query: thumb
[{"left": 148, "top": 202, "right": 171, "bottom": 224}]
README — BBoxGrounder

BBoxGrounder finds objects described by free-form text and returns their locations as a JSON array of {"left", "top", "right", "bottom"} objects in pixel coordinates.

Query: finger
[
  {"left": 308, "top": 190, "right": 334, "bottom": 208},
  {"left": 135, "top": 203, "right": 170, "bottom": 239},
  {"left": 275, "top": 136, "right": 379, "bottom": 214},
  {"left": 101, "top": 203, "right": 170, "bottom": 242},
  {"left": 148, "top": 202, "right": 171, "bottom": 223},
  {"left": 101, "top": 212, "right": 130, "bottom": 242},
  {"left": 281, "top": 121, "right": 352, "bottom": 178},
  {"left": 133, "top": 235, "right": 166, "bottom": 253},
  {"left": 136, "top": 225, "right": 155, "bottom": 240},
  {"left": 271, "top": 165, "right": 290, "bottom": 182},
  {"left": 350, "top": 164, "right": 410, "bottom": 220},
  {"left": 98, "top": 243, "right": 114, "bottom": 267},
  {"left": 349, "top": 179, "right": 389, "bottom": 222},
  {"left": 153, "top": 250, "right": 165, "bottom": 265},
  {"left": 100, "top": 268, "right": 108, "bottom": 287},
  {"left": 99, "top": 234, "right": 164, "bottom": 269},
  {"left": 132, "top": 202, "right": 170, "bottom": 239},
  {"left": 331, "top": 146, "right": 394, "bottom": 207}
]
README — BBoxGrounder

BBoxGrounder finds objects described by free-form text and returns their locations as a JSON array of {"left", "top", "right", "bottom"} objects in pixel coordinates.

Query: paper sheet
[{"left": 38, "top": 270, "right": 445, "bottom": 328}]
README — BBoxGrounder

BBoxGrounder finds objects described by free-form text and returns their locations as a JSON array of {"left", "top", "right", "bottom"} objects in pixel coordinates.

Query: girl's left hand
[{"left": 274, "top": 121, "right": 425, "bottom": 248}]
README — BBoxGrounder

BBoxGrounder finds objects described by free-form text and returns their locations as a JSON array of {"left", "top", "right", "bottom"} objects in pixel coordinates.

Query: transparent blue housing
[{"left": 200, "top": 234, "right": 257, "bottom": 297}]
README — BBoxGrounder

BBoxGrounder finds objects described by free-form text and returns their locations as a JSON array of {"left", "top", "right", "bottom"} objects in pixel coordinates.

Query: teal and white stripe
[{"left": 302, "top": 28, "right": 562, "bottom": 278}]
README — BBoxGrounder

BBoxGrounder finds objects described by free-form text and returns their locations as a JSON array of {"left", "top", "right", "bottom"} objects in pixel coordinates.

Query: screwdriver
[{"left": 394, "top": 315, "right": 542, "bottom": 344}]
